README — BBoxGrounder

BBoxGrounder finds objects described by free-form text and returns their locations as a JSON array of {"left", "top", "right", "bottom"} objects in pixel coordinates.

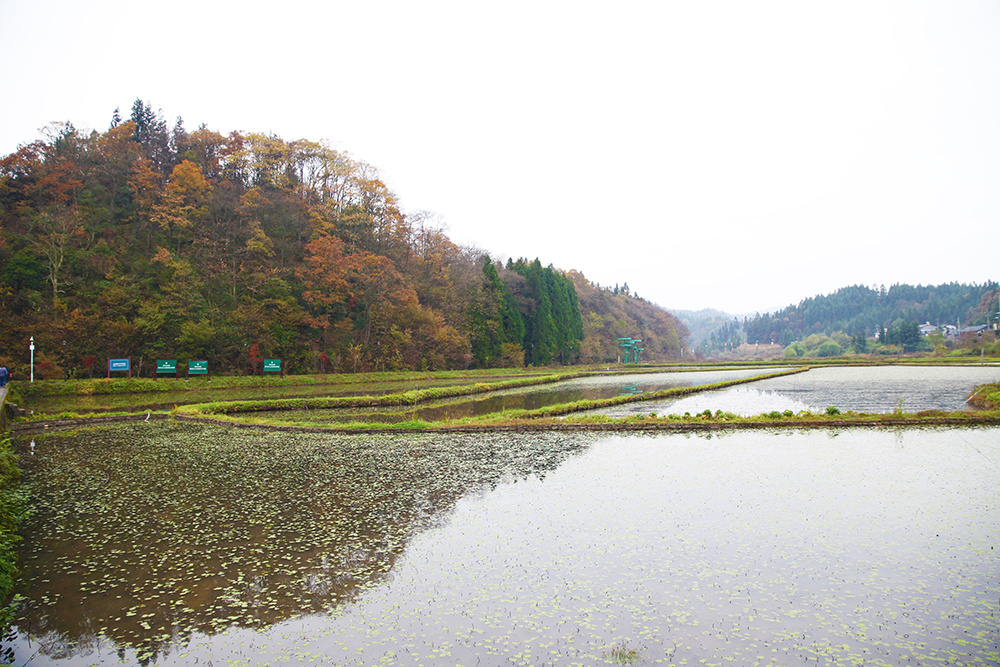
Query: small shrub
[
  {"left": 783, "top": 409, "right": 794, "bottom": 417},
  {"left": 817, "top": 341, "right": 842, "bottom": 357},
  {"left": 826, "top": 405, "right": 840, "bottom": 415}
]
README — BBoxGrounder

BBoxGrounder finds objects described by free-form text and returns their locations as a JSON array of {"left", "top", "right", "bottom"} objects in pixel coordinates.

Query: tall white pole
[{"left": 29, "top": 336, "right": 34, "bottom": 383}]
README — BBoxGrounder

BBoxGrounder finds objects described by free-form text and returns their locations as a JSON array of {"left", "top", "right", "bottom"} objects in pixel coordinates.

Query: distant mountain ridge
[
  {"left": 743, "top": 282, "right": 999, "bottom": 346},
  {"left": 676, "top": 282, "right": 999, "bottom": 355}
]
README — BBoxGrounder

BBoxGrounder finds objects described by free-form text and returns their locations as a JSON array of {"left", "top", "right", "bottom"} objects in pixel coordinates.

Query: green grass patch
[
  {"left": 0, "top": 430, "right": 28, "bottom": 629},
  {"left": 968, "top": 383, "right": 1000, "bottom": 410}
]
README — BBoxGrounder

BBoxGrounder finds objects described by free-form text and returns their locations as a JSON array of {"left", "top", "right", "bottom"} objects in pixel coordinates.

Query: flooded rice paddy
[
  {"left": 25, "top": 376, "right": 503, "bottom": 415},
  {"left": 250, "top": 368, "right": 789, "bottom": 425},
  {"left": 9, "top": 421, "right": 1000, "bottom": 665},
  {"left": 589, "top": 365, "right": 1000, "bottom": 418}
]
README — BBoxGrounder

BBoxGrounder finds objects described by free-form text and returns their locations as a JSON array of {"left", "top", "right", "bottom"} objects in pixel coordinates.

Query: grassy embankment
[
  {"left": 9, "top": 361, "right": 1000, "bottom": 431},
  {"left": 967, "top": 383, "right": 1000, "bottom": 410},
  {"left": 174, "top": 365, "right": 1000, "bottom": 431},
  {"left": 21, "top": 354, "right": 963, "bottom": 401},
  {"left": 0, "top": 430, "right": 27, "bottom": 627},
  {"left": 11, "top": 366, "right": 555, "bottom": 398},
  {"left": 8, "top": 363, "right": 773, "bottom": 422},
  {"left": 11, "top": 368, "right": 617, "bottom": 424},
  {"left": 163, "top": 367, "right": 808, "bottom": 428}
]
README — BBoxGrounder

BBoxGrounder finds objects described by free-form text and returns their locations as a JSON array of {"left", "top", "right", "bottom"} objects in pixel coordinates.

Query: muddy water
[{"left": 8, "top": 423, "right": 999, "bottom": 665}]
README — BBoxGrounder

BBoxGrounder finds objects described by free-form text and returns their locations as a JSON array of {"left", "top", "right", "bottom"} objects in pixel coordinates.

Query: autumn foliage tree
[{"left": 0, "top": 99, "right": 688, "bottom": 377}]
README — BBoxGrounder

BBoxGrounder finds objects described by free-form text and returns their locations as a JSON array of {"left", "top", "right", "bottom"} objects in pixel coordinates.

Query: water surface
[
  {"left": 252, "top": 368, "right": 789, "bottom": 424},
  {"left": 590, "top": 365, "right": 1000, "bottom": 418},
  {"left": 10, "top": 423, "right": 999, "bottom": 665}
]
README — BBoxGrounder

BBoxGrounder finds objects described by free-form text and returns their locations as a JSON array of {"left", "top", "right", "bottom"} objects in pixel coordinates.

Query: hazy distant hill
[
  {"left": 672, "top": 309, "right": 737, "bottom": 345},
  {"left": 680, "top": 282, "right": 999, "bottom": 357}
]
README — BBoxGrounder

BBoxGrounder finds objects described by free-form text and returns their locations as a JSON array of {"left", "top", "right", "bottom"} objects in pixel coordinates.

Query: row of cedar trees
[{"left": 0, "top": 100, "right": 688, "bottom": 378}]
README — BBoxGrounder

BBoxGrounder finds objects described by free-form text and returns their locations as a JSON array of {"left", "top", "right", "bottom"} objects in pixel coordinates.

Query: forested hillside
[
  {"left": 569, "top": 276, "right": 688, "bottom": 363},
  {"left": 743, "top": 283, "right": 999, "bottom": 346},
  {"left": 0, "top": 101, "right": 687, "bottom": 378}
]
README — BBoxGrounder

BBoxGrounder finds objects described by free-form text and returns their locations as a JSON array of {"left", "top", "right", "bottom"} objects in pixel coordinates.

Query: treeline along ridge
[{"left": 0, "top": 100, "right": 688, "bottom": 378}]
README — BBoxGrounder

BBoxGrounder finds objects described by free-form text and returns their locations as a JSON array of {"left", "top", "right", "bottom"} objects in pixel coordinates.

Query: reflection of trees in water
[{"left": 12, "top": 424, "right": 587, "bottom": 662}]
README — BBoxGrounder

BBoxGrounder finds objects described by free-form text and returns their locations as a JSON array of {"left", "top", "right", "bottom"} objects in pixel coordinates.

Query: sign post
[
  {"left": 617, "top": 338, "right": 644, "bottom": 364},
  {"left": 156, "top": 360, "right": 177, "bottom": 378},
  {"left": 188, "top": 361, "right": 209, "bottom": 377},
  {"left": 108, "top": 358, "right": 131, "bottom": 379}
]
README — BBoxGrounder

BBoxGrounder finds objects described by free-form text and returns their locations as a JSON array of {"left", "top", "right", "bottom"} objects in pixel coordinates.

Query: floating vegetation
[
  {"left": 603, "top": 640, "right": 644, "bottom": 664},
  {"left": 10, "top": 423, "right": 588, "bottom": 663},
  {"left": 7, "top": 420, "right": 1000, "bottom": 666}
]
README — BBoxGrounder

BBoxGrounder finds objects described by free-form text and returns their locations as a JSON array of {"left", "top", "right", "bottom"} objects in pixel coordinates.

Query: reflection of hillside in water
[{"left": 12, "top": 424, "right": 586, "bottom": 665}]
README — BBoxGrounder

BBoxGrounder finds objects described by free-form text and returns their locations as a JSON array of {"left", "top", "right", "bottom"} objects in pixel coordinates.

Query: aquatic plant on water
[{"left": 603, "top": 640, "right": 644, "bottom": 665}]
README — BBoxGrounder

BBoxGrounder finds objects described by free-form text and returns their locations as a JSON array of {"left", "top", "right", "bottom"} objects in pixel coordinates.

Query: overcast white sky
[{"left": 2, "top": 1, "right": 997, "bottom": 314}]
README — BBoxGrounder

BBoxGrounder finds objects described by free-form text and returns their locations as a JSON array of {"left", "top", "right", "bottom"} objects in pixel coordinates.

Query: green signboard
[
  {"left": 263, "top": 359, "right": 282, "bottom": 372},
  {"left": 188, "top": 360, "right": 209, "bottom": 375},
  {"left": 157, "top": 359, "right": 177, "bottom": 373}
]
